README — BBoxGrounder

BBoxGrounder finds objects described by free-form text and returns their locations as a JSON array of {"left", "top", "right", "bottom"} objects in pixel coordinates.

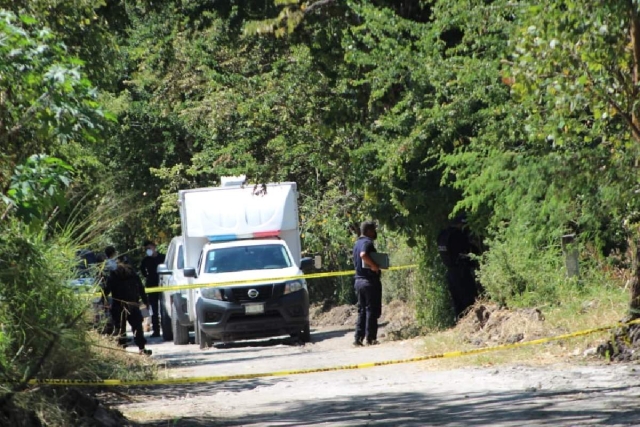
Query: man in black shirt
[
  {"left": 352, "top": 221, "right": 382, "bottom": 346},
  {"left": 139, "top": 240, "right": 165, "bottom": 338},
  {"left": 104, "top": 261, "right": 152, "bottom": 355},
  {"left": 437, "top": 214, "right": 480, "bottom": 319}
]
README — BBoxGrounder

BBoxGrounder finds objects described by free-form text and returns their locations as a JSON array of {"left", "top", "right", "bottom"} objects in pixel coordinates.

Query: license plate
[{"left": 244, "top": 303, "right": 264, "bottom": 315}]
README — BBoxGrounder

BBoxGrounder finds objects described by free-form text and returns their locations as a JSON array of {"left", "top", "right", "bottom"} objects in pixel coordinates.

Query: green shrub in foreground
[
  {"left": 414, "top": 247, "right": 456, "bottom": 331},
  {"left": 0, "top": 220, "right": 91, "bottom": 384},
  {"left": 0, "top": 220, "right": 157, "bottom": 389}
]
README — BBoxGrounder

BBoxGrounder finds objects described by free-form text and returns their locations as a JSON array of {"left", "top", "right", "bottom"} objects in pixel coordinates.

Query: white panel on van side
[{"left": 181, "top": 183, "right": 298, "bottom": 238}]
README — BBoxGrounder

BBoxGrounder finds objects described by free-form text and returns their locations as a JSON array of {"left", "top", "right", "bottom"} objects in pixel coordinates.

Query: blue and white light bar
[{"left": 207, "top": 230, "right": 280, "bottom": 242}]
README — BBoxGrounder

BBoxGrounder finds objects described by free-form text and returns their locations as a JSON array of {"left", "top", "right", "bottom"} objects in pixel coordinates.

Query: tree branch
[
  {"left": 579, "top": 57, "right": 640, "bottom": 143},
  {"left": 303, "top": 0, "right": 337, "bottom": 15},
  {"left": 0, "top": 203, "right": 13, "bottom": 222}
]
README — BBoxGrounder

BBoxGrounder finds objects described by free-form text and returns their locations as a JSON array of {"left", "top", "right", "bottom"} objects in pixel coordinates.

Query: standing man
[
  {"left": 104, "top": 261, "right": 152, "bottom": 355},
  {"left": 139, "top": 240, "right": 165, "bottom": 338},
  {"left": 353, "top": 221, "right": 382, "bottom": 346},
  {"left": 437, "top": 214, "right": 480, "bottom": 320}
]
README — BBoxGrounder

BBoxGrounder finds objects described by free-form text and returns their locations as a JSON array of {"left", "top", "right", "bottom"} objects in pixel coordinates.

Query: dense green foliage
[
  {"left": 0, "top": 9, "right": 151, "bottom": 407},
  {"left": 0, "top": 220, "right": 90, "bottom": 381},
  {"left": 2, "top": 1, "right": 640, "bottom": 342}
]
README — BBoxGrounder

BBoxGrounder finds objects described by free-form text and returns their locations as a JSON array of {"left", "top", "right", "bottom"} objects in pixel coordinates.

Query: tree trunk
[
  {"left": 631, "top": 4, "right": 640, "bottom": 138},
  {"left": 630, "top": 238, "right": 640, "bottom": 320},
  {"left": 629, "top": 4, "right": 640, "bottom": 319}
]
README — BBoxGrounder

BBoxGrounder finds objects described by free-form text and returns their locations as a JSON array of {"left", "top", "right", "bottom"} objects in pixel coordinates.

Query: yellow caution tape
[
  {"left": 150, "top": 264, "right": 418, "bottom": 294},
  {"left": 26, "top": 318, "right": 640, "bottom": 387},
  {"left": 81, "top": 264, "right": 419, "bottom": 296}
]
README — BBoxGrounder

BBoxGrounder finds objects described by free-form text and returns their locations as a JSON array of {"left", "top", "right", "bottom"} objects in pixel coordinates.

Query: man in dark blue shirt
[{"left": 352, "top": 221, "right": 382, "bottom": 346}]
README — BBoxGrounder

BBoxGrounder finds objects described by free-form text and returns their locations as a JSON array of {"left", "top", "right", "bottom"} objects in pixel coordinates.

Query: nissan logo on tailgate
[{"left": 247, "top": 289, "right": 259, "bottom": 299}]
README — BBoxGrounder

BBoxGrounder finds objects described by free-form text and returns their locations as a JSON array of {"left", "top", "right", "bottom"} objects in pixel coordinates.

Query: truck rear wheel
[
  {"left": 160, "top": 301, "right": 173, "bottom": 342},
  {"left": 171, "top": 305, "right": 190, "bottom": 345},
  {"left": 291, "top": 321, "right": 311, "bottom": 343},
  {"left": 301, "top": 321, "right": 311, "bottom": 343}
]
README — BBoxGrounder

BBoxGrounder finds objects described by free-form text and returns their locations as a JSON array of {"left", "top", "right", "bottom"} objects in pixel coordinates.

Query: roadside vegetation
[
  {"left": 2, "top": 0, "right": 640, "bottom": 424},
  {"left": 0, "top": 155, "right": 155, "bottom": 425},
  {"left": 418, "top": 281, "right": 630, "bottom": 370}
]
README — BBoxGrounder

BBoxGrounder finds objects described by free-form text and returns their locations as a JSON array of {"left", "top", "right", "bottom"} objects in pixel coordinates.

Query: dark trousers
[
  {"left": 148, "top": 291, "right": 160, "bottom": 334},
  {"left": 355, "top": 278, "right": 382, "bottom": 343},
  {"left": 109, "top": 300, "right": 121, "bottom": 335},
  {"left": 446, "top": 266, "right": 478, "bottom": 318},
  {"left": 115, "top": 303, "right": 147, "bottom": 349}
]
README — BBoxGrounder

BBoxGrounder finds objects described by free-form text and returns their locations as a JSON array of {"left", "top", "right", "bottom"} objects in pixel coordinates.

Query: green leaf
[{"left": 19, "top": 15, "right": 37, "bottom": 25}]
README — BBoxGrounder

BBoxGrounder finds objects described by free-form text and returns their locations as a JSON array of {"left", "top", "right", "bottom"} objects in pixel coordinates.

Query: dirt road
[{"left": 114, "top": 325, "right": 640, "bottom": 426}]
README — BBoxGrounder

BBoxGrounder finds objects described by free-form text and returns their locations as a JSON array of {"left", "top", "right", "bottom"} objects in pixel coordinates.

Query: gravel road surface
[{"left": 114, "top": 326, "right": 640, "bottom": 426}]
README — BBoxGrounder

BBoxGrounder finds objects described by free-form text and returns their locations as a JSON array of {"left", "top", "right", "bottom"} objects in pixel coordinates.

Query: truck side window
[
  {"left": 177, "top": 245, "right": 184, "bottom": 270},
  {"left": 165, "top": 245, "right": 175, "bottom": 270}
]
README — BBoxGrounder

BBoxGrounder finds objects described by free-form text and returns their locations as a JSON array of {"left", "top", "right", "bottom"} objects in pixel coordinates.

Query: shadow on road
[
  {"left": 163, "top": 328, "right": 350, "bottom": 352},
  {"left": 308, "top": 327, "right": 350, "bottom": 343},
  {"left": 214, "top": 335, "right": 302, "bottom": 349},
  {"left": 140, "top": 329, "right": 349, "bottom": 369},
  {"left": 135, "top": 384, "right": 640, "bottom": 426},
  {"left": 99, "top": 378, "right": 281, "bottom": 407},
  {"left": 211, "top": 328, "right": 349, "bottom": 349},
  {"left": 154, "top": 351, "right": 293, "bottom": 369}
]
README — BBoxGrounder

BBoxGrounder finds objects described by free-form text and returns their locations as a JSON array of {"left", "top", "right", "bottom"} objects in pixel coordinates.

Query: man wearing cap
[
  {"left": 437, "top": 214, "right": 480, "bottom": 319},
  {"left": 139, "top": 240, "right": 165, "bottom": 338},
  {"left": 352, "top": 221, "right": 382, "bottom": 346}
]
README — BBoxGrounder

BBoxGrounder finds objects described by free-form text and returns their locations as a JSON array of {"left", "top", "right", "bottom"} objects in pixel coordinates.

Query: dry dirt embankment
[{"left": 105, "top": 302, "right": 640, "bottom": 427}]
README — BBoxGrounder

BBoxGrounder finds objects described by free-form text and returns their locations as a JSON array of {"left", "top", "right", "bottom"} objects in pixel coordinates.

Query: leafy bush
[
  {"left": 378, "top": 233, "right": 454, "bottom": 331},
  {"left": 299, "top": 187, "right": 360, "bottom": 305},
  {"left": 0, "top": 153, "right": 155, "bottom": 395},
  {"left": 477, "top": 219, "right": 623, "bottom": 310},
  {"left": 0, "top": 222, "right": 156, "bottom": 388},
  {"left": 379, "top": 231, "right": 417, "bottom": 304},
  {"left": 478, "top": 224, "right": 565, "bottom": 308},
  {"left": 0, "top": 220, "right": 89, "bottom": 383},
  {"left": 1, "top": 155, "right": 73, "bottom": 230},
  {"left": 412, "top": 239, "right": 456, "bottom": 331}
]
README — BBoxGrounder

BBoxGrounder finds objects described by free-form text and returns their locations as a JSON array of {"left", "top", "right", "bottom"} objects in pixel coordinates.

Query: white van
[
  {"left": 178, "top": 179, "right": 314, "bottom": 349},
  {"left": 158, "top": 236, "right": 192, "bottom": 344}
]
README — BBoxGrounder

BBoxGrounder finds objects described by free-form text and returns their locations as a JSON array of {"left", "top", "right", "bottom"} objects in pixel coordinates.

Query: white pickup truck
[
  {"left": 162, "top": 177, "right": 316, "bottom": 349},
  {"left": 158, "top": 236, "right": 191, "bottom": 344}
]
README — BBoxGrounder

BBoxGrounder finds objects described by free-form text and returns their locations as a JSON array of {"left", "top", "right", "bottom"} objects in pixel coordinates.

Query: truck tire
[
  {"left": 301, "top": 321, "right": 311, "bottom": 343},
  {"left": 194, "top": 320, "right": 200, "bottom": 345},
  {"left": 291, "top": 321, "right": 311, "bottom": 343},
  {"left": 196, "top": 320, "right": 213, "bottom": 349},
  {"left": 160, "top": 301, "right": 173, "bottom": 342},
  {"left": 171, "top": 305, "right": 190, "bottom": 345}
]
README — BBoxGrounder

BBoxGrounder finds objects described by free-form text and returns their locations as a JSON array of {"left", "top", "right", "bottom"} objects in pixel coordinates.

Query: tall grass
[
  {"left": 0, "top": 220, "right": 88, "bottom": 384},
  {"left": 0, "top": 214, "right": 156, "bottom": 386},
  {"left": 0, "top": 188, "right": 158, "bottom": 426}
]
